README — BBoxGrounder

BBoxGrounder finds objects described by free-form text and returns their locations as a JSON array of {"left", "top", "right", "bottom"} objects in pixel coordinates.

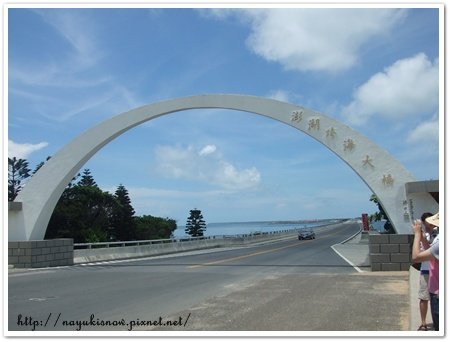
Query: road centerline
[
  {"left": 187, "top": 226, "right": 352, "bottom": 269},
  {"left": 187, "top": 240, "right": 308, "bottom": 269}
]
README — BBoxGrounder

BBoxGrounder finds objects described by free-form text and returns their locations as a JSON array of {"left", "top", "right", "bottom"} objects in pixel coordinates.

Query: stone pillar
[
  {"left": 8, "top": 239, "right": 74, "bottom": 268},
  {"left": 369, "top": 234, "right": 413, "bottom": 271}
]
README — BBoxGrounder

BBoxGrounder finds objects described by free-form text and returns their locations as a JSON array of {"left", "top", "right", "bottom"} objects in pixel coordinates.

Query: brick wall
[
  {"left": 9, "top": 239, "right": 74, "bottom": 268},
  {"left": 369, "top": 234, "right": 413, "bottom": 271}
]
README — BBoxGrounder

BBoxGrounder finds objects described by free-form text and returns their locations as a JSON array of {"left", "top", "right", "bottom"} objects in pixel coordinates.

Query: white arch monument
[{"left": 9, "top": 94, "right": 438, "bottom": 241}]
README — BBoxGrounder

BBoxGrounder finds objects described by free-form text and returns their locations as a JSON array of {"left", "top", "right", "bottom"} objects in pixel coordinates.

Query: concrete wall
[
  {"left": 369, "top": 234, "right": 413, "bottom": 271},
  {"left": 75, "top": 239, "right": 223, "bottom": 264},
  {"left": 8, "top": 239, "right": 74, "bottom": 268}
]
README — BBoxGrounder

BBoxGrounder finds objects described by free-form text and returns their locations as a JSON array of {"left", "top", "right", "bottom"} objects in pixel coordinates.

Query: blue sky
[{"left": 6, "top": 4, "right": 441, "bottom": 225}]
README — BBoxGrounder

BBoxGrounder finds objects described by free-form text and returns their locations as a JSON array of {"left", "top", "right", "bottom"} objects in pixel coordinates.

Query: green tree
[
  {"left": 8, "top": 157, "right": 31, "bottom": 201},
  {"left": 78, "top": 169, "right": 98, "bottom": 187},
  {"left": 369, "top": 194, "right": 394, "bottom": 234},
  {"left": 45, "top": 185, "right": 117, "bottom": 243},
  {"left": 185, "top": 208, "right": 206, "bottom": 237},
  {"left": 29, "top": 161, "right": 178, "bottom": 242},
  {"left": 134, "top": 215, "right": 177, "bottom": 240},
  {"left": 111, "top": 184, "right": 137, "bottom": 241}
]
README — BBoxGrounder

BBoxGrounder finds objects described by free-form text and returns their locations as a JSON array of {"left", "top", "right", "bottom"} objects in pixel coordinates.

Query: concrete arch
[{"left": 9, "top": 94, "right": 436, "bottom": 240}]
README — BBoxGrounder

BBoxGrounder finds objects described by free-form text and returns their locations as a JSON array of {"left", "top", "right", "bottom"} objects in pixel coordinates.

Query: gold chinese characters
[
  {"left": 290, "top": 110, "right": 303, "bottom": 123},
  {"left": 343, "top": 138, "right": 355, "bottom": 151},
  {"left": 308, "top": 118, "right": 320, "bottom": 130},
  {"left": 326, "top": 127, "right": 337, "bottom": 138},
  {"left": 382, "top": 174, "right": 394, "bottom": 186}
]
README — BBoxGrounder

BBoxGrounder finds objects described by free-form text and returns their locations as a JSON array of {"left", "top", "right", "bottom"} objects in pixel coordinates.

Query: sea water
[{"left": 173, "top": 219, "right": 340, "bottom": 238}]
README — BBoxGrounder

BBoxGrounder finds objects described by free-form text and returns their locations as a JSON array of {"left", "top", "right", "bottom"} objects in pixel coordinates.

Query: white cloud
[
  {"left": 213, "top": 161, "right": 261, "bottom": 190},
  {"left": 199, "top": 144, "right": 217, "bottom": 156},
  {"left": 342, "top": 53, "right": 439, "bottom": 125},
  {"left": 155, "top": 144, "right": 261, "bottom": 190},
  {"left": 398, "top": 115, "right": 439, "bottom": 179},
  {"left": 8, "top": 140, "right": 49, "bottom": 159},
  {"left": 267, "top": 90, "right": 291, "bottom": 103},
  {"left": 406, "top": 115, "right": 439, "bottom": 145},
  {"left": 207, "top": 8, "right": 406, "bottom": 72}
]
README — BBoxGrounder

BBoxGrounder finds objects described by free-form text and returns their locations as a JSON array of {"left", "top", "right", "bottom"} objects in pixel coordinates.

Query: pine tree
[
  {"left": 46, "top": 168, "right": 114, "bottom": 242},
  {"left": 112, "top": 184, "right": 136, "bottom": 241},
  {"left": 185, "top": 208, "right": 206, "bottom": 237},
  {"left": 77, "top": 169, "right": 98, "bottom": 188},
  {"left": 8, "top": 157, "right": 31, "bottom": 201}
]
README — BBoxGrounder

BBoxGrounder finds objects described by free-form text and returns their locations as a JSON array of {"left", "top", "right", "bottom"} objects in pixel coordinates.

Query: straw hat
[{"left": 425, "top": 212, "right": 439, "bottom": 227}]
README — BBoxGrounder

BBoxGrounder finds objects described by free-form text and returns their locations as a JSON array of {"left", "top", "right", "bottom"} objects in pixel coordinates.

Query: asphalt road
[{"left": 9, "top": 222, "right": 362, "bottom": 332}]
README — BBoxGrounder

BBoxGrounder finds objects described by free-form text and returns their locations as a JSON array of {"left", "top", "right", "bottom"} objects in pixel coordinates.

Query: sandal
[{"left": 418, "top": 324, "right": 428, "bottom": 331}]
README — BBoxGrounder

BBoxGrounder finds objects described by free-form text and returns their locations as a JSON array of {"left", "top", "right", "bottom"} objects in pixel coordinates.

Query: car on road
[{"left": 298, "top": 229, "right": 316, "bottom": 240}]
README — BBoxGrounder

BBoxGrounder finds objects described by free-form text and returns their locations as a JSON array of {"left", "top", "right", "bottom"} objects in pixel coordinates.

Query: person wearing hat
[
  {"left": 412, "top": 212, "right": 439, "bottom": 331},
  {"left": 415, "top": 212, "right": 436, "bottom": 331}
]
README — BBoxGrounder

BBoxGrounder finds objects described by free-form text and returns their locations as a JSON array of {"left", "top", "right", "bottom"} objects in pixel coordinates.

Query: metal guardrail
[
  {"left": 75, "top": 237, "right": 202, "bottom": 249},
  {"left": 73, "top": 220, "right": 347, "bottom": 250},
  {"left": 73, "top": 220, "right": 347, "bottom": 264},
  {"left": 73, "top": 228, "right": 300, "bottom": 250}
]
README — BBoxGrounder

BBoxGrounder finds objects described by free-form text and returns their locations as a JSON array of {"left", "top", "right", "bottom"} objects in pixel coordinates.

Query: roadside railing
[
  {"left": 74, "top": 237, "right": 206, "bottom": 249},
  {"left": 73, "top": 228, "right": 301, "bottom": 250},
  {"left": 73, "top": 220, "right": 347, "bottom": 263}
]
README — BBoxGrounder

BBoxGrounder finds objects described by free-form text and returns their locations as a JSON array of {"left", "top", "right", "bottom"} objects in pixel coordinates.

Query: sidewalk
[
  {"left": 149, "top": 271, "right": 411, "bottom": 332},
  {"left": 331, "top": 231, "right": 371, "bottom": 272},
  {"left": 332, "top": 231, "right": 434, "bottom": 332},
  {"left": 143, "top": 230, "right": 425, "bottom": 333}
]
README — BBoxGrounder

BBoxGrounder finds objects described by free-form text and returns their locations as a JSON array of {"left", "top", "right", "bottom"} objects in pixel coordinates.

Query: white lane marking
[
  {"left": 331, "top": 226, "right": 365, "bottom": 273},
  {"left": 330, "top": 244, "right": 364, "bottom": 273}
]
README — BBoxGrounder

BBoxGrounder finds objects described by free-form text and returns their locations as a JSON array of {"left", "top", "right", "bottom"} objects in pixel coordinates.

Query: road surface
[{"left": 10, "top": 221, "right": 400, "bottom": 332}]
